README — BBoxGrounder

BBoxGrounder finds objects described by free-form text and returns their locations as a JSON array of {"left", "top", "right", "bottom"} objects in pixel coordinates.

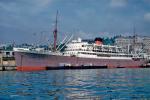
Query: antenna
[
  {"left": 53, "top": 10, "right": 58, "bottom": 51},
  {"left": 133, "top": 24, "right": 136, "bottom": 44},
  {"left": 133, "top": 23, "right": 137, "bottom": 54}
]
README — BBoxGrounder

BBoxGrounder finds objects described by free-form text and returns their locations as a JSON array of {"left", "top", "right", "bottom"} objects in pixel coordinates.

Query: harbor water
[{"left": 0, "top": 68, "right": 150, "bottom": 100}]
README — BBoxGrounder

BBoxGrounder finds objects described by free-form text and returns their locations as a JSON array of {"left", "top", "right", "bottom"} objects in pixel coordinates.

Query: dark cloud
[
  {"left": 0, "top": 0, "right": 150, "bottom": 44},
  {"left": 0, "top": 0, "right": 24, "bottom": 5}
]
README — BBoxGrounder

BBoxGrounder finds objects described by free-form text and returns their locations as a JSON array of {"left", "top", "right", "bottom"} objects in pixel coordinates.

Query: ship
[
  {"left": 13, "top": 37, "right": 148, "bottom": 71},
  {"left": 13, "top": 12, "right": 148, "bottom": 71}
]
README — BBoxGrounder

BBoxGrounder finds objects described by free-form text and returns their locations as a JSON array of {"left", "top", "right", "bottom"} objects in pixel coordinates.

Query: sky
[{"left": 0, "top": 0, "right": 150, "bottom": 44}]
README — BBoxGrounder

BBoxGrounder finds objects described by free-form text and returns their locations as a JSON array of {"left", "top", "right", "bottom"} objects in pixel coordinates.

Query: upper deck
[{"left": 64, "top": 38, "right": 133, "bottom": 59}]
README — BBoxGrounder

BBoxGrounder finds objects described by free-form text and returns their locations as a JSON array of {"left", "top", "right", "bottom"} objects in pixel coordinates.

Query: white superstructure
[{"left": 63, "top": 38, "right": 134, "bottom": 59}]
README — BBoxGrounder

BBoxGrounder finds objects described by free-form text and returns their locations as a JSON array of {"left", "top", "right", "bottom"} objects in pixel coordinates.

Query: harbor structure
[
  {"left": 0, "top": 44, "right": 16, "bottom": 71},
  {"left": 143, "top": 37, "right": 150, "bottom": 54},
  {"left": 115, "top": 36, "right": 134, "bottom": 53},
  {"left": 115, "top": 35, "right": 150, "bottom": 54},
  {"left": 0, "top": 52, "right": 2, "bottom": 69}
]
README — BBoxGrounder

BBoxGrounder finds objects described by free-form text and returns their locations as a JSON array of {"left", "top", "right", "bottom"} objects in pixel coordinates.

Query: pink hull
[{"left": 14, "top": 52, "right": 147, "bottom": 71}]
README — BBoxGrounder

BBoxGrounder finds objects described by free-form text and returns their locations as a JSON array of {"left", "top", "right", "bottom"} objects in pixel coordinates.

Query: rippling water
[{"left": 0, "top": 68, "right": 150, "bottom": 100}]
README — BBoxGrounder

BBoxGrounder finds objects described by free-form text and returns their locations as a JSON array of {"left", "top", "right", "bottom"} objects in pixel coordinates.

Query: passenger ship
[
  {"left": 13, "top": 13, "right": 148, "bottom": 71},
  {"left": 13, "top": 37, "right": 147, "bottom": 71}
]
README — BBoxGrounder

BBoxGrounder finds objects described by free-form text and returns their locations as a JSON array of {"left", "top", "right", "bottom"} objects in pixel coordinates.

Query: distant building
[
  {"left": 0, "top": 53, "right": 2, "bottom": 66},
  {"left": 115, "top": 36, "right": 133, "bottom": 47},
  {"left": 115, "top": 36, "right": 134, "bottom": 53},
  {"left": 0, "top": 44, "right": 15, "bottom": 67},
  {"left": 0, "top": 44, "right": 14, "bottom": 57},
  {"left": 0, "top": 47, "right": 3, "bottom": 65},
  {"left": 143, "top": 37, "right": 150, "bottom": 54},
  {"left": 115, "top": 35, "right": 144, "bottom": 53}
]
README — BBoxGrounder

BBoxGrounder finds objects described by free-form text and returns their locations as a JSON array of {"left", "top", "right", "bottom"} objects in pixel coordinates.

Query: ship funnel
[{"left": 95, "top": 38, "right": 103, "bottom": 45}]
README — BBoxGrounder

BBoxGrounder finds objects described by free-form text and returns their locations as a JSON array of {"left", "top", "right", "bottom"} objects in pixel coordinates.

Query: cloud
[
  {"left": 0, "top": 0, "right": 150, "bottom": 43},
  {"left": 144, "top": 13, "right": 150, "bottom": 22},
  {"left": 0, "top": 0, "right": 20, "bottom": 4},
  {"left": 28, "top": 0, "right": 54, "bottom": 14},
  {"left": 110, "top": 0, "right": 127, "bottom": 7},
  {"left": 0, "top": 0, "right": 53, "bottom": 14},
  {"left": 0, "top": 0, "right": 54, "bottom": 29},
  {"left": 33, "top": 0, "right": 53, "bottom": 8},
  {"left": 144, "top": 0, "right": 150, "bottom": 4},
  {"left": 75, "top": 8, "right": 96, "bottom": 20}
]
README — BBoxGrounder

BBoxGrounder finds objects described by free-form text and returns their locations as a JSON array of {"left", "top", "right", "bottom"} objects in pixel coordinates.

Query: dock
[
  {"left": 0, "top": 53, "right": 16, "bottom": 71},
  {"left": 0, "top": 65, "right": 16, "bottom": 71}
]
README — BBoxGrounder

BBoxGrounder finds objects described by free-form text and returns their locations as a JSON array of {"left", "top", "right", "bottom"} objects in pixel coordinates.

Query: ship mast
[
  {"left": 53, "top": 11, "right": 58, "bottom": 51},
  {"left": 133, "top": 24, "right": 136, "bottom": 44},
  {"left": 133, "top": 24, "right": 137, "bottom": 54}
]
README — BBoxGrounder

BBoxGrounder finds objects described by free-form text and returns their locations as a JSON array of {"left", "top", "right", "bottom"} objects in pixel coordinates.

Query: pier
[
  {"left": 0, "top": 53, "right": 16, "bottom": 71},
  {"left": 0, "top": 65, "right": 16, "bottom": 71}
]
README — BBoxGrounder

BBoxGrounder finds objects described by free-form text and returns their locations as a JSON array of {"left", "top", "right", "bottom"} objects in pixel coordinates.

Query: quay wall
[{"left": 0, "top": 54, "right": 16, "bottom": 71}]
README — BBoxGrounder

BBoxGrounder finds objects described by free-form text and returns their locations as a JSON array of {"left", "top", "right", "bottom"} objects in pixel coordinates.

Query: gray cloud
[
  {"left": 110, "top": 0, "right": 127, "bottom": 7},
  {"left": 0, "top": 0, "right": 150, "bottom": 43},
  {"left": 144, "top": 13, "right": 150, "bottom": 22}
]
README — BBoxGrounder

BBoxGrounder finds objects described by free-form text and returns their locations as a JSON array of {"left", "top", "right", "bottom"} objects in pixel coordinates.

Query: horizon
[{"left": 1, "top": 0, "right": 150, "bottom": 44}]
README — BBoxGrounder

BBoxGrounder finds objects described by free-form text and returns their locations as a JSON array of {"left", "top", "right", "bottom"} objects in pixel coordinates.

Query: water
[{"left": 0, "top": 68, "right": 150, "bottom": 100}]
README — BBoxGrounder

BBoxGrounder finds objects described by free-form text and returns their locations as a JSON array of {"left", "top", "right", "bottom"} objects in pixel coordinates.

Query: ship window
[{"left": 6, "top": 52, "right": 10, "bottom": 55}]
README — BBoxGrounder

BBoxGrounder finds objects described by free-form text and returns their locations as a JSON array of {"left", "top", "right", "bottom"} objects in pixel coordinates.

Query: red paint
[
  {"left": 17, "top": 66, "right": 46, "bottom": 71},
  {"left": 95, "top": 40, "right": 102, "bottom": 45}
]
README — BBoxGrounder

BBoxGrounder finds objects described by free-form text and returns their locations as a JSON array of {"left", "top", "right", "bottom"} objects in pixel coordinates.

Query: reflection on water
[{"left": 0, "top": 68, "right": 150, "bottom": 100}]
